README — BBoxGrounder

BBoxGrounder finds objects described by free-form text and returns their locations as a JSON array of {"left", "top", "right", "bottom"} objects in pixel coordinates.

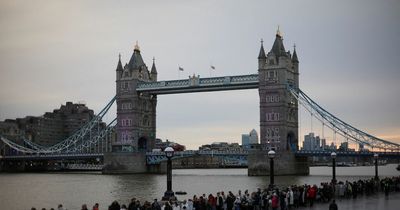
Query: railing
[
  {"left": 295, "top": 150, "right": 400, "bottom": 157},
  {"left": 136, "top": 74, "right": 259, "bottom": 94}
]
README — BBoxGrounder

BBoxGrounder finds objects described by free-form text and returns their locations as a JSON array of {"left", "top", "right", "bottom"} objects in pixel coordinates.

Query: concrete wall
[
  {"left": 147, "top": 155, "right": 227, "bottom": 174},
  {"left": 0, "top": 160, "right": 27, "bottom": 172},
  {"left": 248, "top": 150, "right": 309, "bottom": 176},
  {"left": 103, "top": 152, "right": 147, "bottom": 174}
]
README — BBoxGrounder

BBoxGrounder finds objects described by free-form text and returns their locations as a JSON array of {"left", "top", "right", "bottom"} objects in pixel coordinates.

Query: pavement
[{"left": 300, "top": 192, "right": 400, "bottom": 210}]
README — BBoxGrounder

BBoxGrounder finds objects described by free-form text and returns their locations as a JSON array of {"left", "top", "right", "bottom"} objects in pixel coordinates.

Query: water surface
[{"left": 0, "top": 164, "right": 398, "bottom": 210}]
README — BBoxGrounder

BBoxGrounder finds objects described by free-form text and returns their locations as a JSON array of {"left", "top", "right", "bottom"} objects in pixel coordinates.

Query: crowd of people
[{"left": 31, "top": 176, "right": 400, "bottom": 210}]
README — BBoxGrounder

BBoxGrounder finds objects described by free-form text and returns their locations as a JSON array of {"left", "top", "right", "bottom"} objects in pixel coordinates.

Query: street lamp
[
  {"left": 374, "top": 153, "right": 379, "bottom": 180},
  {"left": 162, "top": 147, "right": 175, "bottom": 201},
  {"left": 331, "top": 152, "right": 337, "bottom": 184},
  {"left": 268, "top": 150, "right": 276, "bottom": 188}
]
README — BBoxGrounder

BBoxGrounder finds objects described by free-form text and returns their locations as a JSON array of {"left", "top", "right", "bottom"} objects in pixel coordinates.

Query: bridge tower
[
  {"left": 104, "top": 42, "right": 157, "bottom": 173},
  {"left": 248, "top": 30, "right": 309, "bottom": 175}
]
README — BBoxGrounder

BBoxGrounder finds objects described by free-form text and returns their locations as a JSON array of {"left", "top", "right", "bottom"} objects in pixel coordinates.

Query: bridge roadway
[
  {"left": 136, "top": 74, "right": 259, "bottom": 94},
  {"left": 0, "top": 153, "right": 103, "bottom": 161},
  {"left": 2, "top": 150, "right": 400, "bottom": 163}
]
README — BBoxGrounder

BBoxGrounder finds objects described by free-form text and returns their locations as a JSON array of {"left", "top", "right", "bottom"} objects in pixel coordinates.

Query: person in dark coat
[
  {"left": 109, "top": 201, "right": 121, "bottom": 210},
  {"left": 329, "top": 199, "right": 338, "bottom": 210},
  {"left": 226, "top": 191, "right": 235, "bottom": 210}
]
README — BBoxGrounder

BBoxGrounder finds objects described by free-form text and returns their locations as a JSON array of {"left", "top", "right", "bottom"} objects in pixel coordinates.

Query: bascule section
[{"left": 248, "top": 30, "right": 309, "bottom": 175}]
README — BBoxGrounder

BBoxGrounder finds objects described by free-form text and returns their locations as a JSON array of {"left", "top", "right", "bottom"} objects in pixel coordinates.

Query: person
[
  {"left": 216, "top": 192, "right": 223, "bottom": 210},
  {"left": 329, "top": 199, "right": 338, "bottom": 210},
  {"left": 152, "top": 199, "right": 161, "bottom": 210},
  {"left": 308, "top": 185, "right": 317, "bottom": 207},
  {"left": 384, "top": 181, "right": 390, "bottom": 196},
  {"left": 109, "top": 201, "right": 121, "bottom": 210},
  {"left": 57, "top": 204, "right": 64, "bottom": 210},
  {"left": 172, "top": 200, "right": 180, "bottom": 210},
  {"left": 121, "top": 204, "right": 128, "bottom": 210},
  {"left": 31, "top": 208, "right": 36, "bottom": 210},
  {"left": 164, "top": 202, "right": 173, "bottom": 210},
  {"left": 226, "top": 191, "right": 235, "bottom": 210},
  {"left": 187, "top": 199, "right": 194, "bottom": 210},
  {"left": 128, "top": 198, "right": 137, "bottom": 210},
  {"left": 93, "top": 203, "right": 99, "bottom": 210},
  {"left": 82, "top": 204, "right": 89, "bottom": 210},
  {"left": 182, "top": 200, "right": 188, "bottom": 210},
  {"left": 271, "top": 193, "right": 279, "bottom": 210}
]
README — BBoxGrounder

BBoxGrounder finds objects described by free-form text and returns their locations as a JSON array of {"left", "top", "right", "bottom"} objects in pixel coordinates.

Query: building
[
  {"left": 241, "top": 134, "right": 250, "bottom": 149},
  {"left": 249, "top": 129, "right": 259, "bottom": 144},
  {"left": 242, "top": 129, "right": 259, "bottom": 149},
  {"left": 258, "top": 29, "right": 299, "bottom": 152},
  {"left": 0, "top": 102, "right": 102, "bottom": 147},
  {"left": 154, "top": 138, "right": 186, "bottom": 151},
  {"left": 0, "top": 120, "right": 24, "bottom": 156},
  {"left": 114, "top": 43, "right": 157, "bottom": 152},
  {"left": 321, "top": 138, "right": 326, "bottom": 150},
  {"left": 199, "top": 142, "right": 242, "bottom": 152},
  {"left": 302, "top": 132, "right": 325, "bottom": 151},
  {"left": 338, "top": 141, "right": 355, "bottom": 151},
  {"left": 329, "top": 142, "right": 337, "bottom": 151}
]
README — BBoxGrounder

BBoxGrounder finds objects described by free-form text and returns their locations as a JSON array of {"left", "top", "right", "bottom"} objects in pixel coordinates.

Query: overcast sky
[{"left": 0, "top": 0, "right": 399, "bottom": 149}]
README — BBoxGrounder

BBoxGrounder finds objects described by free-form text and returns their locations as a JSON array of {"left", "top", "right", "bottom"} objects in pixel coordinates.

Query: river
[{"left": 0, "top": 164, "right": 398, "bottom": 210}]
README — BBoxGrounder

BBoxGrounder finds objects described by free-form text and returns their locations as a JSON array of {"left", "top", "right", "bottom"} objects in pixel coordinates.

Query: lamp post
[
  {"left": 162, "top": 147, "right": 175, "bottom": 201},
  {"left": 331, "top": 152, "right": 337, "bottom": 184},
  {"left": 374, "top": 153, "right": 379, "bottom": 180},
  {"left": 268, "top": 150, "right": 276, "bottom": 188}
]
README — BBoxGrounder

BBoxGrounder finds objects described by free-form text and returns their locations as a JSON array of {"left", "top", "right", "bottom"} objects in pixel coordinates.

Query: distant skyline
[{"left": 0, "top": 0, "right": 399, "bottom": 149}]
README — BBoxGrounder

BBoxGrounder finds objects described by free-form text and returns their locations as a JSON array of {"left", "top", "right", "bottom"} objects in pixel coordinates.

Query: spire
[
  {"left": 134, "top": 41, "right": 140, "bottom": 52},
  {"left": 151, "top": 57, "right": 157, "bottom": 74},
  {"left": 258, "top": 39, "right": 266, "bottom": 59},
  {"left": 292, "top": 44, "right": 299, "bottom": 63},
  {"left": 269, "top": 26, "right": 287, "bottom": 57},
  {"left": 276, "top": 25, "right": 282, "bottom": 38},
  {"left": 128, "top": 41, "right": 145, "bottom": 69},
  {"left": 116, "top": 53, "right": 123, "bottom": 71}
]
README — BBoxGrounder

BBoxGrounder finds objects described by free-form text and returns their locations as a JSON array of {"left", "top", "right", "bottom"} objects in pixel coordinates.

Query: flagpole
[{"left": 210, "top": 65, "right": 215, "bottom": 77}]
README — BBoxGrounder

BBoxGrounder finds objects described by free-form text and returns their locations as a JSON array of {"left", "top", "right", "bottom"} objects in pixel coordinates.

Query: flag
[
  {"left": 210, "top": 65, "right": 215, "bottom": 70},
  {"left": 179, "top": 66, "right": 184, "bottom": 71}
]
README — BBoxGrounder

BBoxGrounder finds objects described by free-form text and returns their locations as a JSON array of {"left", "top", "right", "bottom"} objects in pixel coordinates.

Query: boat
[{"left": 175, "top": 191, "right": 187, "bottom": 195}]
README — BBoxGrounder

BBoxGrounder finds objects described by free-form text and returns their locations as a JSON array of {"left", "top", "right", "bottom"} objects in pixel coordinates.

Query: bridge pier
[
  {"left": 248, "top": 150, "right": 309, "bottom": 176},
  {"left": 103, "top": 152, "right": 148, "bottom": 174},
  {"left": 0, "top": 160, "right": 26, "bottom": 172}
]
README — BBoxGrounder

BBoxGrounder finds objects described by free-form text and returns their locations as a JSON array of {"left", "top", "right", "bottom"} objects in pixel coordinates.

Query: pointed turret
[
  {"left": 128, "top": 41, "right": 146, "bottom": 69},
  {"left": 269, "top": 26, "right": 287, "bottom": 58},
  {"left": 150, "top": 57, "right": 158, "bottom": 81},
  {"left": 258, "top": 39, "right": 266, "bottom": 59},
  {"left": 292, "top": 45, "right": 299, "bottom": 63},
  {"left": 116, "top": 54, "right": 123, "bottom": 71},
  {"left": 151, "top": 57, "right": 157, "bottom": 74}
]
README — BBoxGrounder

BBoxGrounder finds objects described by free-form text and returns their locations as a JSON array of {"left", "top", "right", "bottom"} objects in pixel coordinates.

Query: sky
[{"left": 0, "top": 0, "right": 399, "bottom": 149}]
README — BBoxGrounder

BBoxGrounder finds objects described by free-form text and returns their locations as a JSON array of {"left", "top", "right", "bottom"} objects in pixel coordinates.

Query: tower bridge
[{"left": 1, "top": 30, "right": 399, "bottom": 174}]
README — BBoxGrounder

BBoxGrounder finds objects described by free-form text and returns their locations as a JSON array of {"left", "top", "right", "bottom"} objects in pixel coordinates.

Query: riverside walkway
[{"left": 308, "top": 192, "right": 400, "bottom": 210}]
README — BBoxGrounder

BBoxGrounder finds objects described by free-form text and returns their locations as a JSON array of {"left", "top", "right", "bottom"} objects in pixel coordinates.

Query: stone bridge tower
[
  {"left": 248, "top": 30, "right": 309, "bottom": 175},
  {"left": 258, "top": 29, "right": 299, "bottom": 152},
  {"left": 104, "top": 42, "right": 157, "bottom": 173},
  {"left": 114, "top": 42, "right": 157, "bottom": 152}
]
